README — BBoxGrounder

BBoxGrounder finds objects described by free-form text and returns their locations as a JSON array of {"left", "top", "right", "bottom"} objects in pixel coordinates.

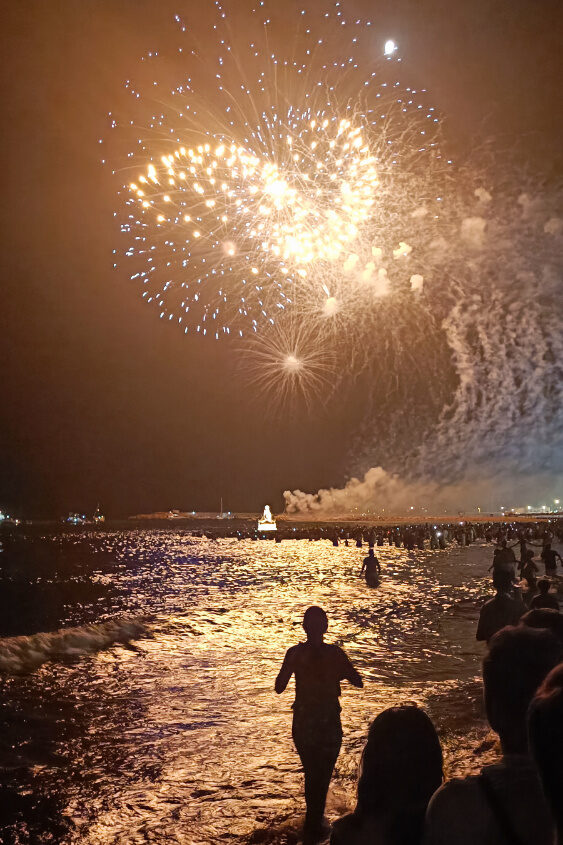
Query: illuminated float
[{"left": 257, "top": 505, "right": 277, "bottom": 532}]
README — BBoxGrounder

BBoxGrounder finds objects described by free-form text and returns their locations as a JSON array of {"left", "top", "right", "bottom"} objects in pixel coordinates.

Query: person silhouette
[
  {"left": 425, "top": 626, "right": 562, "bottom": 845},
  {"left": 519, "top": 549, "right": 539, "bottom": 593},
  {"left": 528, "top": 662, "right": 563, "bottom": 845},
  {"left": 530, "top": 579, "right": 560, "bottom": 611},
  {"left": 275, "top": 606, "right": 363, "bottom": 842},
  {"left": 360, "top": 548, "right": 381, "bottom": 587},
  {"left": 476, "top": 569, "right": 524, "bottom": 643},
  {"left": 489, "top": 540, "right": 516, "bottom": 577},
  {"left": 541, "top": 543, "right": 562, "bottom": 576},
  {"left": 331, "top": 704, "right": 443, "bottom": 845}
]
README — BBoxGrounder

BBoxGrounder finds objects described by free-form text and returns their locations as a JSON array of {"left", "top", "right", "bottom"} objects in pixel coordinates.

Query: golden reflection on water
[{"left": 7, "top": 533, "right": 502, "bottom": 843}]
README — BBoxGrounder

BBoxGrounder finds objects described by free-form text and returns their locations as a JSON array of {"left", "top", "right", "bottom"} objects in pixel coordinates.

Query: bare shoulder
[{"left": 284, "top": 643, "right": 301, "bottom": 662}]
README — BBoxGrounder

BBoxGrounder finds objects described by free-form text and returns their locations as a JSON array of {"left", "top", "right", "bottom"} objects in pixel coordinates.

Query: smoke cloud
[
  {"left": 285, "top": 183, "right": 563, "bottom": 517},
  {"left": 284, "top": 466, "right": 560, "bottom": 516}
]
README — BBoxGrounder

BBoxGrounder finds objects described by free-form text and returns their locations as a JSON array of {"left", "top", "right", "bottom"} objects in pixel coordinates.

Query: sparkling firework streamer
[
  {"left": 283, "top": 175, "right": 563, "bottom": 515},
  {"left": 241, "top": 320, "right": 336, "bottom": 411},
  {"left": 347, "top": 175, "right": 563, "bottom": 488},
  {"left": 108, "top": 0, "right": 449, "bottom": 347}
]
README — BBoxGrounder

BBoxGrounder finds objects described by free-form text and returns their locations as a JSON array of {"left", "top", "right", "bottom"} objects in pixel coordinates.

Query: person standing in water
[
  {"left": 541, "top": 543, "right": 562, "bottom": 577},
  {"left": 275, "top": 606, "right": 363, "bottom": 842},
  {"left": 490, "top": 540, "right": 517, "bottom": 577},
  {"left": 519, "top": 549, "right": 539, "bottom": 595},
  {"left": 360, "top": 548, "right": 381, "bottom": 586}
]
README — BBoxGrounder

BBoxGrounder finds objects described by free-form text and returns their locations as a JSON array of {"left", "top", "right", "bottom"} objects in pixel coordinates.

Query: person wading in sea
[
  {"left": 540, "top": 543, "right": 562, "bottom": 577},
  {"left": 275, "top": 606, "right": 363, "bottom": 842},
  {"left": 360, "top": 548, "right": 381, "bottom": 587}
]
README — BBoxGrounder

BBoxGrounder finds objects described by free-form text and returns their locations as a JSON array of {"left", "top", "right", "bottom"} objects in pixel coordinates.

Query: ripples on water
[{"left": 0, "top": 529, "right": 524, "bottom": 843}]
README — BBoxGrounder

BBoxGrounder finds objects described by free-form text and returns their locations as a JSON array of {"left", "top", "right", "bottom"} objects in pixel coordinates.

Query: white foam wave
[{"left": 0, "top": 618, "right": 146, "bottom": 675}]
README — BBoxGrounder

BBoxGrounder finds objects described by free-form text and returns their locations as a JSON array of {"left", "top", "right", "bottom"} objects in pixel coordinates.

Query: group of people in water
[
  {"left": 274, "top": 524, "right": 563, "bottom": 844},
  {"left": 478, "top": 535, "right": 562, "bottom": 642},
  {"left": 200, "top": 517, "right": 563, "bottom": 551}
]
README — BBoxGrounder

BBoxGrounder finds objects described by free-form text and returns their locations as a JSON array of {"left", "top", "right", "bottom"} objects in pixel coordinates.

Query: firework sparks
[
  {"left": 127, "top": 116, "right": 380, "bottom": 295},
  {"left": 241, "top": 321, "right": 335, "bottom": 410},
  {"left": 108, "top": 0, "right": 563, "bottom": 487},
  {"left": 110, "top": 0, "right": 446, "bottom": 347}
]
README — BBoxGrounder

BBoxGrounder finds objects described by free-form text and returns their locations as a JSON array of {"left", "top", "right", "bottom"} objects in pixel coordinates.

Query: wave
[{"left": 0, "top": 618, "right": 146, "bottom": 675}]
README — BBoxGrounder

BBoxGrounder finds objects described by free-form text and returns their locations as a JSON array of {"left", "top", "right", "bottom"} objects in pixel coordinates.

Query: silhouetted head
[
  {"left": 525, "top": 549, "right": 535, "bottom": 561},
  {"left": 501, "top": 540, "right": 508, "bottom": 548},
  {"left": 484, "top": 626, "right": 562, "bottom": 754},
  {"left": 538, "top": 578, "right": 550, "bottom": 594},
  {"left": 493, "top": 568, "right": 513, "bottom": 593},
  {"left": 520, "top": 608, "right": 563, "bottom": 645},
  {"left": 302, "top": 606, "right": 328, "bottom": 640},
  {"left": 544, "top": 543, "right": 552, "bottom": 551},
  {"left": 368, "top": 548, "right": 374, "bottom": 557},
  {"left": 356, "top": 704, "right": 443, "bottom": 840},
  {"left": 528, "top": 662, "right": 563, "bottom": 836}
]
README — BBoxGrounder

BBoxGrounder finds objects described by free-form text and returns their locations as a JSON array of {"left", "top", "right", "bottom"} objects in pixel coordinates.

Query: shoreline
[{"left": 3, "top": 513, "right": 561, "bottom": 531}]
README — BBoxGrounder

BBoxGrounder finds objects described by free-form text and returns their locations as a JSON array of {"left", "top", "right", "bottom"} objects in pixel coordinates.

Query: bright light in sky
[
  {"left": 384, "top": 39, "right": 397, "bottom": 56},
  {"left": 323, "top": 296, "right": 339, "bottom": 317},
  {"left": 283, "top": 354, "right": 304, "bottom": 373}
]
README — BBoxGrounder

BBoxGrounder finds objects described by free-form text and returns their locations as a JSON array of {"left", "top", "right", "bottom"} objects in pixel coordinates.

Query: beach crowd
[{"left": 274, "top": 521, "right": 563, "bottom": 845}]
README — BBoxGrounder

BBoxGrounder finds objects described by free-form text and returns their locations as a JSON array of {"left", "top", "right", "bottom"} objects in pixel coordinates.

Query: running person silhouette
[{"left": 275, "top": 606, "right": 363, "bottom": 842}]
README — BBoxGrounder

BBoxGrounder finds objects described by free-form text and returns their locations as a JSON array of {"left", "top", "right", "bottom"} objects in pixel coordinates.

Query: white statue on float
[{"left": 257, "top": 504, "right": 277, "bottom": 531}]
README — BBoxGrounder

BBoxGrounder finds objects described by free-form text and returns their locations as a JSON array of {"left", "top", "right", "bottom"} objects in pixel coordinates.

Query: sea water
[{"left": 0, "top": 528, "right": 553, "bottom": 844}]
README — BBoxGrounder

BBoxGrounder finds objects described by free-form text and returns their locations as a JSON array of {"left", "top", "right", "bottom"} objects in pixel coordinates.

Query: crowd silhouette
[{"left": 274, "top": 523, "right": 563, "bottom": 844}]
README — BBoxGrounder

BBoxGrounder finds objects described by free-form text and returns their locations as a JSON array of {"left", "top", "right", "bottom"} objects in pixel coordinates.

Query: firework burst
[
  {"left": 241, "top": 321, "right": 335, "bottom": 411},
  {"left": 110, "top": 0, "right": 448, "bottom": 347}
]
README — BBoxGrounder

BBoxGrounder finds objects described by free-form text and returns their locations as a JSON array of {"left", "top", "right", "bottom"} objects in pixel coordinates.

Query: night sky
[{"left": 2, "top": 0, "right": 561, "bottom": 518}]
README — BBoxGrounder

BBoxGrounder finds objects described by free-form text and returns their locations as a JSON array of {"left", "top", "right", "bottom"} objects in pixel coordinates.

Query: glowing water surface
[{"left": 0, "top": 531, "right": 509, "bottom": 843}]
